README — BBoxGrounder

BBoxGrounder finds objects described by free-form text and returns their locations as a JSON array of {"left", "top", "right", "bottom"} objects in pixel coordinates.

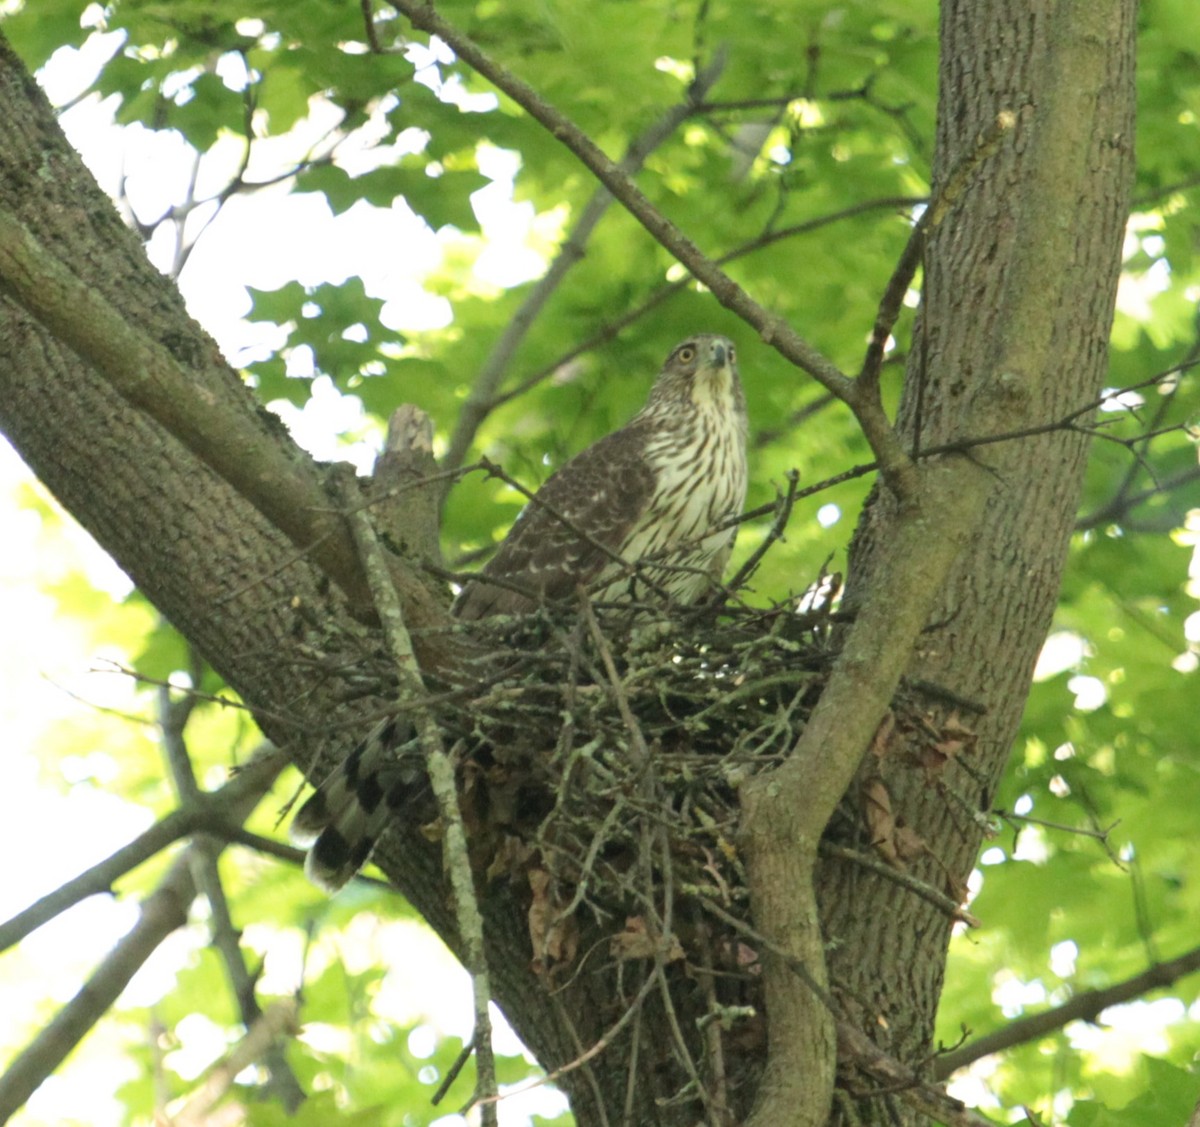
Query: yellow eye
[{"left": 677, "top": 345, "right": 696, "bottom": 363}]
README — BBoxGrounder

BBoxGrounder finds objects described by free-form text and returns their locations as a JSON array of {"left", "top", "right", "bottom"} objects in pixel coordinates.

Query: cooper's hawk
[
  {"left": 456, "top": 333, "right": 748, "bottom": 617},
  {"left": 294, "top": 333, "right": 748, "bottom": 888}
]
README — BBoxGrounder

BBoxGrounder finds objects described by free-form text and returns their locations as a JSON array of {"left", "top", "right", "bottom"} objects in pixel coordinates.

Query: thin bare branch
[
  {"left": 696, "top": 900, "right": 1001, "bottom": 1127},
  {"left": 0, "top": 750, "right": 286, "bottom": 954},
  {"left": 157, "top": 685, "right": 304, "bottom": 1111},
  {"left": 0, "top": 852, "right": 198, "bottom": 1122},
  {"left": 170, "top": 999, "right": 300, "bottom": 1127},
  {"left": 488, "top": 197, "right": 923, "bottom": 414},
  {"left": 819, "top": 842, "right": 979, "bottom": 927},
  {"left": 0, "top": 743, "right": 283, "bottom": 1122},
  {"left": 1076, "top": 464, "right": 1200, "bottom": 531},
  {"left": 934, "top": 943, "right": 1200, "bottom": 1079},
  {"left": 723, "top": 469, "right": 800, "bottom": 596},
  {"left": 360, "top": 0, "right": 385, "bottom": 53},
  {"left": 858, "top": 111, "right": 1016, "bottom": 401},
  {"left": 480, "top": 972, "right": 659, "bottom": 1110},
  {"left": 332, "top": 467, "right": 498, "bottom": 1124},
  {"left": 385, "top": 0, "right": 918, "bottom": 501},
  {"left": 441, "top": 49, "right": 729, "bottom": 477}
]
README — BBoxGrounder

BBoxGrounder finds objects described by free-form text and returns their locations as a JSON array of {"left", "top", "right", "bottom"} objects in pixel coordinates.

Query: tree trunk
[
  {"left": 816, "top": 3, "right": 1136, "bottom": 1123},
  {"left": 0, "top": 0, "right": 1136, "bottom": 1121}
]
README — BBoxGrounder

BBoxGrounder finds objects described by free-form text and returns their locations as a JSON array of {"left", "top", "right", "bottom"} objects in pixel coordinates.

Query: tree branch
[
  {"left": 697, "top": 900, "right": 1000, "bottom": 1127},
  {"left": 386, "top": 0, "right": 918, "bottom": 500},
  {"left": 332, "top": 467, "right": 499, "bottom": 1124},
  {"left": 0, "top": 740, "right": 284, "bottom": 1124},
  {"left": 157, "top": 687, "right": 305, "bottom": 1111},
  {"left": 0, "top": 749, "right": 286, "bottom": 953},
  {"left": 0, "top": 207, "right": 375, "bottom": 608},
  {"left": 0, "top": 855, "right": 197, "bottom": 1122},
  {"left": 934, "top": 943, "right": 1200, "bottom": 1079},
  {"left": 170, "top": 999, "right": 300, "bottom": 1127},
  {"left": 488, "top": 196, "right": 923, "bottom": 415},
  {"left": 740, "top": 456, "right": 992, "bottom": 1127},
  {"left": 441, "top": 49, "right": 728, "bottom": 477}
]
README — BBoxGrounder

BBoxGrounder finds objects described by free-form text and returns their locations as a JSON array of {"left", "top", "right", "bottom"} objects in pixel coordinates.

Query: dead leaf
[
  {"left": 610, "top": 917, "right": 684, "bottom": 963},
  {"left": 863, "top": 777, "right": 900, "bottom": 865},
  {"left": 869, "top": 711, "right": 897, "bottom": 760},
  {"left": 528, "top": 868, "right": 578, "bottom": 974}
]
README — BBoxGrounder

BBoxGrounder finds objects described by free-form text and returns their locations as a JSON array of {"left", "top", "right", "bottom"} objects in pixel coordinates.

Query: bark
[
  {"left": 814, "top": 4, "right": 1136, "bottom": 1124},
  {"left": 0, "top": 33, "right": 607, "bottom": 1124},
  {"left": 0, "top": 0, "right": 1137, "bottom": 1122}
]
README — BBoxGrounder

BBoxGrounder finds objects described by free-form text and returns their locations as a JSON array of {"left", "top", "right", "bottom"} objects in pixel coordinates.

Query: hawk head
[{"left": 645, "top": 333, "right": 743, "bottom": 417}]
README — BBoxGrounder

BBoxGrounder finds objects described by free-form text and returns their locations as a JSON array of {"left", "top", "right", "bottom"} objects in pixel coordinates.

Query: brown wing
[{"left": 454, "top": 421, "right": 657, "bottom": 620}]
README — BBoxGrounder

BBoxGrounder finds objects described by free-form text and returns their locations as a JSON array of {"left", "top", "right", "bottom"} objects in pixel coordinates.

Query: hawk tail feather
[{"left": 291, "top": 719, "right": 423, "bottom": 891}]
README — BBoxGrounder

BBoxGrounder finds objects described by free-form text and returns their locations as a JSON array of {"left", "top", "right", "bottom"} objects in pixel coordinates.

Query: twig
[
  {"left": 858, "top": 111, "right": 1017, "bottom": 406},
  {"left": 360, "top": 0, "right": 384, "bottom": 53},
  {"left": 693, "top": 900, "right": 1000, "bottom": 1127},
  {"left": 488, "top": 197, "right": 923, "bottom": 414},
  {"left": 652, "top": 833, "right": 716, "bottom": 1120},
  {"left": 431, "top": 1036, "right": 476, "bottom": 1106},
  {"left": 995, "top": 808, "right": 1123, "bottom": 868},
  {"left": 331, "top": 467, "right": 498, "bottom": 1125},
  {"left": 723, "top": 469, "right": 800, "bottom": 595},
  {"left": 479, "top": 971, "right": 659, "bottom": 1108},
  {"left": 695, "top": 924, "right": 731, "bottom": 1124},
  {"left": 934, "top": 942, "right": 1200, "bottom": 1079},
  {"left": 156, "top": 684, "right": 305, "bottom": 1111},
  {"left": 441, "top": 50, "right": 729, "bottom": 476},
  {"left": 0, "top": 851, "right": 196, "bottom": 1122},
  {"left": 385, "top": 0, "right": 918, "bottom": 502},
  {"left": 818, "top": 842, "right": 979, "bottom": 927},
  {"left": 0, "top": 748, "right": 285, "bottom": 1120},
  {"left": 1076, "top": 464, "right": 1200, "bottom": 531},
  {"left": 170, "top": 999, "right": 300, "bottom": 1127}
]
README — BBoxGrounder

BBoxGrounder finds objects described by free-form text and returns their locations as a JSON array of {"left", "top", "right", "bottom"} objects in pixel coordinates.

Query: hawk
[
  {"left": 456, "top": 333, "right": 748, "bottom": 617},
  {"left": 294, "top": 333, "right": 748, "bottom": 888}
]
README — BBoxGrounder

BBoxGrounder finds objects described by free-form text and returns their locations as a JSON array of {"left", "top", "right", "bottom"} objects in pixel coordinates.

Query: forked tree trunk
[
  {"left": 813, "top": 4, "right": 1135, "bottom": 1124},
  {"left": 0, "top": 0, "right": 1135, "bottom": 1122}
]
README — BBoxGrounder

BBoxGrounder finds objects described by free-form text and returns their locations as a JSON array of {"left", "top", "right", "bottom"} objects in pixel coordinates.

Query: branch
[
  {"left": 740, "top": 456, "right": 993, "bottom": 1127},
  {"left": 696, "top": 900, "right": 1000, "bottom": 1127},
  {"left": 488, "top": 196, "right": 923, "bottom": 414},
  {"left": 722, "top": 469, "right": 800, "bottom": 596},
  {"left": 441, "top": 49, "right": 728, "bottom": 476},
  {"left": 934, "top": 943, "right": 1200, "bottom": 1079},
  {"left": 386, "top": 0, "right": 917, "bottom": 501},
  {"left": 169, "top": 999, "right": 300, "bottom": 1127},
  {"left": 0, "top": 207, "right": 373, "bottom": 609},
  {"left": 0, "top": 749, "right": 286, "bottom": 953},
  {"left": 1076, "top": 461, "right": 1200, "bottom": 531},
  {"left": 858, "top": 112, "right": 1016, "bottom": 401},
  {"left": 0, "top": 750, "right": 285, "bottom": 1120},
  {"left": 818, "top": 842, "right": 979, "bottom": 928},
  {"left": 157, "top": 686, "right": 304, "bottom": 1111},
  {"left": 0, "top": 854, "right": 196, "bottom": 1122},
  {"left": 332, "top": 467, "right": 498, "bottom": 1124}
]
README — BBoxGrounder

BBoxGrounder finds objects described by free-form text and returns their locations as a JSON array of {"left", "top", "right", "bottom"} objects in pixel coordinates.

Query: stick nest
[{"left": 438, "top": 599, "right": 834, "bottom": 972}]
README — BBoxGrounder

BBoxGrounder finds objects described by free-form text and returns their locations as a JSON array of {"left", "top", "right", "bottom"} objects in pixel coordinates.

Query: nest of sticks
[{"left": 430, "top": 590, "right": 841, "bottom": 971}]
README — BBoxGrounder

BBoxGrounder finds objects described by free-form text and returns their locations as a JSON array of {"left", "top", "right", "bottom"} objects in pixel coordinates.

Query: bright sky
[{"left": 0, "top": 28, "right": 565, "bottom": 1127}]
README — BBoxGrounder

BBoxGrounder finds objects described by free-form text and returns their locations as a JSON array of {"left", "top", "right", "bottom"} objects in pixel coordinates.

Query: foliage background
[{"left": 0, "top": 0, "right": 1198, "bottom": 1124}]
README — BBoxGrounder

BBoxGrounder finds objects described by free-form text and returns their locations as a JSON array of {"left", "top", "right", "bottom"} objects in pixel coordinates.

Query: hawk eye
[{"left": 677, "top": 345, "right": 697, "bottom": 363}]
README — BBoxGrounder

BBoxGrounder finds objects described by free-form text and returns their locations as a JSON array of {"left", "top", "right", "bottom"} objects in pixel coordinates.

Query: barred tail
[{"left": 290, "top": 719, "right": 423, "bottom": 891}]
